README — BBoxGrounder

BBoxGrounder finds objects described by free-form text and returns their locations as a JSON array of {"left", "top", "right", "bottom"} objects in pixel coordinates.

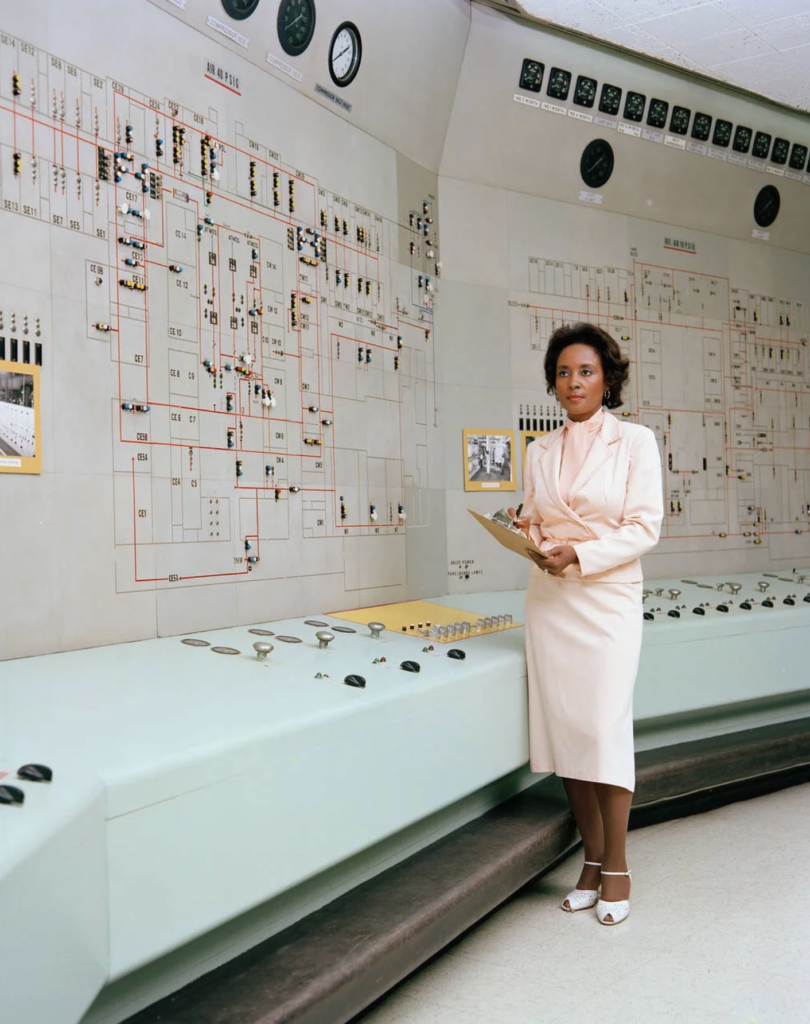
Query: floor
[{"left": 353, "top": 781, "right": 810, "bottom": 1024}]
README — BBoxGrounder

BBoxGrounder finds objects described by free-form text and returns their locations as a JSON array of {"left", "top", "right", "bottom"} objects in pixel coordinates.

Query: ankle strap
[
  {"left": 584, "top": 861, "right": 601, "bottom": 867},
  {"left": 600, "top": 869, "right": 631, "bottom": 876}
]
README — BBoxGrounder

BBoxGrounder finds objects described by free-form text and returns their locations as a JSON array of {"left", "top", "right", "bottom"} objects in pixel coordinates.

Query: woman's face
[{"left": 555, "top": 343, "right": 605, "bottom": 422}]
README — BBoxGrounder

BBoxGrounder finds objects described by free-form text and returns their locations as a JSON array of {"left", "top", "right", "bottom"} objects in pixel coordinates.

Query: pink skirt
[{"left": 524, "top": 569, "right": 643, "bottom": 792}]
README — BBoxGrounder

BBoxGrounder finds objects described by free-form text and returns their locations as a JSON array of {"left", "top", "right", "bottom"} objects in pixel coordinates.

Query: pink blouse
[{"left": 558, "top": 406, "right": 604, "bottom": 505}]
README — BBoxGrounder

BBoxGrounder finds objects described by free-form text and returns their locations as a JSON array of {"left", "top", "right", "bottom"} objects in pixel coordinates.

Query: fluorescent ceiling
[{"left": 518, "top": 0, "right": 810, "bottom": 113}]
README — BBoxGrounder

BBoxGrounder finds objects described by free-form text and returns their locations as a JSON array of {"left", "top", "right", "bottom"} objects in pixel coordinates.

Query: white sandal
[
  {"left": 596, "top": 869, "right": 632, "bottom": 925},
  {"left": 560, "top": 860, "right": 601, "bottom": 912}
]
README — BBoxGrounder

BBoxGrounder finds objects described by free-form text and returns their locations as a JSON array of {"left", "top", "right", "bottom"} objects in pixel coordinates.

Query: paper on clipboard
[{"left": 468, "top": 509, "right": 544, "bottom": 562}]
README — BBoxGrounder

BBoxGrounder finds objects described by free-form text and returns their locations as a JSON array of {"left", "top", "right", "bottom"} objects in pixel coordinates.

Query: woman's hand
[
  {"left": 529, "top": 544, "right": 579, "bottom": 576},
  {"left": 507, "top": 507, "right": 533, "bottom": 538}
]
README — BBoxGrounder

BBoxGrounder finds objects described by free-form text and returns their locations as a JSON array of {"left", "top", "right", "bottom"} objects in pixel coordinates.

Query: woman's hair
[{"left": 543, "top": 322, "right": 630, "bottom": 410}]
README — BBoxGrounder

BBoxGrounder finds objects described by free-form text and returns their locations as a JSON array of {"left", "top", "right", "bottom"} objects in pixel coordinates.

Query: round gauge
[
  {"left": 277, "top": 0, "right": 316, "bottom": 57},
  {"left": 221, "top": 0, "right": 261, "bottom": 20},
  {"left": 329, "top": 21, "right": 362, "bottom": 87},
  {"left": 580, "top": 139, "right": 614, "bottom": 190},
  {"left": 754, "top": 185, "right": 780, "bottom": 228}
]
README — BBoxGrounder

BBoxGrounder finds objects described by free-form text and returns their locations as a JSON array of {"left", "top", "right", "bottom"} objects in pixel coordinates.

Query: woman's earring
[{"left": 604, "top": 388, "right": 611, "bottom": 401}]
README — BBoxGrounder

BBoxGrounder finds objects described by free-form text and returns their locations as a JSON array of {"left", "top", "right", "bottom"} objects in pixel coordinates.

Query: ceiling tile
[
  {"left": 709, "top": 49, "right": 801, "bottom": 85},
  {"left": 781, "top": 40, "right": 810, "bottom": 68},
  {"left": 671, "top": 28, "right": 774, "bottom": 68},
  {"left": 635, "top": 4, "right": 742, "bottom": 46},
  {"left": 589, "top": 0, "right": 711, "bottom": 23},
  {"left": 712, "top": 0, "right": 810, "bottom": 30},
  {"left": 756, "top": 13, "right": 810, "bottom": 49}
]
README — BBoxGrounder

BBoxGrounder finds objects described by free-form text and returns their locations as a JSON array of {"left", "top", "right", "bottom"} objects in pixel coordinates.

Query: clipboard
[{"left": 468, "top": 509, "right": 544, "bottom": 562}]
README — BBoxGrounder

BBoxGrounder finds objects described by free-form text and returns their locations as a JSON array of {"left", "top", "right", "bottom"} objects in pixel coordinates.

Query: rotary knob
[
  {"left": 315, "top": 630, "right": 335, "bottom": 649},
  {"left": 757, "top": 581, "right": 770, "bottom": 592},
  {"left": 668, "top": 589, "right": 681, "bottom": 600},
  {"left": 727, "top": 582, "right": 742, "bottom": 595},
  {"left": 253, "top": 641, "right": 274, "bottom": 661},
  {"left": 368, "top": 622, "right": 385, "bottom": 639}
]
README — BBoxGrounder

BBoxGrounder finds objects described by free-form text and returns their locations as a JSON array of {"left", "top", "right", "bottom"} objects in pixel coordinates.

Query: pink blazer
[{"left": 522, "top": 411, "right": 663, "bottom": 583}]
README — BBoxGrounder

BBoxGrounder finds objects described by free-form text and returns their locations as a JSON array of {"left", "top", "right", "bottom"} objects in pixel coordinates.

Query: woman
[{"left": 508, "top": 322, "right": 663, "bottom": 926}]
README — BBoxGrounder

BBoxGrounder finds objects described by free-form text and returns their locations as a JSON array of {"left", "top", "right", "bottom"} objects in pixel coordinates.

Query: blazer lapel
[
  {"left": 537, "top": 427, "right": 565, "bottom": 507},
  {"left": 567, "top": 410, "right": 620, "bottom": 500}
]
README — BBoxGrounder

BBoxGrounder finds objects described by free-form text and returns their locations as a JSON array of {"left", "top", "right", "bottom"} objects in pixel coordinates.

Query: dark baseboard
[{"left": 123, "top": 717, "right": 810, "bottom": 1024}]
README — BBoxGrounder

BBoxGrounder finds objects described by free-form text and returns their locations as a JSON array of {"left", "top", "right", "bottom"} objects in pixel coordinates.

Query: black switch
[
  {"left": 400, "top": 660, "right": 421, "bottom": 673},
  {"left": 667, "top": 609, "right": 680, "bottom": 618},
  {"left": 0, "top": 785, "right": 25, "bottom": 806},
  {"left": 740, "top": 602, "right": 752, "bottom": 610},
  {"left": 344, "top": 674, "right": 366, "bottom": 688},
  {"left": 447, "top": 649, "right": 466, "bottom": 660},
  {"left": 692, "top": 607, "right": 705, "bottom": 615},
  {"left": 717, "top": 604, "right": 729, "bottom": 613},
  {"left": 17, "top": 763, "right": 53, "bottom": 783},
  {"left": 643, "top": 612, "right": 654, "bottom": 621}
]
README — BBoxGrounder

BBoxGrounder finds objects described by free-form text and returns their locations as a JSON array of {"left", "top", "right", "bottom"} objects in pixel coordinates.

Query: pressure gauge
[
  {"left": 329, "top": 21, "right": 361, "bottom": 87},
  {"left": 789, "top": 143, "right": 808, "bottom": 170},
  {"left": 669, "top": 106, "right": 691, "bottom": 136},
  {"left": 221, "top": 0, "right": 261, "bottom": 19},
  {"left": 573, "top": 75, "right": 597, "bottom": 109},
  {"left": 771, "top": 138, "right": 789, "bottom": 165},
  {"left": 277, "top": 0, "right": 316, "bottom": 57},
  {"left": 547, "top": 67, "right": 572, "bottom": 101},
  {"left": 691, "top": 112, "right": 712, "bottom": 142},
  {"left": 646, "top": 98, "right": 669, "bottom": 129},
  {"left": 623, "top": 91, "right": 645, "bottom": 123},
  {"left": 580, "top": 139, "right": 614, "bottom": 189},
  {"left": 752, "top": 131, "right": 771, "bottom": 160},
  {"left": 712, "top": 119, "right": 732, "bottom": 148},
  {"left": 754, "top": 184, "right": 780, "bottom": 228},
  {"left": 733, "top": 125, "right": 752, "bottom": 153},
  {"left": 599, "top": 83, "right": 622, "bottom": 116}
]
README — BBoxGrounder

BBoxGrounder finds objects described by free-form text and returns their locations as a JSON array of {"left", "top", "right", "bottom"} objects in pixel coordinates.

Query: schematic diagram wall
[{"left": 0, "top": 5, "right": 442, "bottom": 658}]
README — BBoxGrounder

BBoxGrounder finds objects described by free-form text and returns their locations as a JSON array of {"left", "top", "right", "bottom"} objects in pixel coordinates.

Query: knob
[
  {"left": 668, "top": 589, "right": 681, "bottom": 600},
  {"left": 315, "top": 630, "right": 335, "bottom": 649},
  {"left": 642, "top": 589, "right": 652, "bottom": 600},
  {"left": 757, "top": 581, "right": 770, "bottom": 592},
  {"left": 253, "top": 641, "right": 274, "bottom": 661},
  {"left": 716, "top": 582, "right": 726, "bottom": 592},
  {"left": 368, "top": 621, "right": 385, "bottom": 639},
  {"left": 727, "top": 583, "right": 742, "bottom": 595}
]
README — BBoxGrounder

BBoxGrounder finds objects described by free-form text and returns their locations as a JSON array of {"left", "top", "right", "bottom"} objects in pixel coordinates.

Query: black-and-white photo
[
  {"left": 0, "top": 370, "right": 37, "bottom": 458},
  {"left": 464, "top": 430, "right": 514, "bottom": 489}
]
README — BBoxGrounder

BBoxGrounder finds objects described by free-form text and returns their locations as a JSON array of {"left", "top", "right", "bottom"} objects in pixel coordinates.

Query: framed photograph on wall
[
  {"left": 463, "top": 428, "right": 516, "bottom": 492},
  {"left": 0, "top": 361, "right": 42, "bottom": 474}
]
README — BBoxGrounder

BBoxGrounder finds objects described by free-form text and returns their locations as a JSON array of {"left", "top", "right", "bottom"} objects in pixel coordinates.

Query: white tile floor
[{"left": 353, "top": 781, "right": 810, "bottom": 1024}]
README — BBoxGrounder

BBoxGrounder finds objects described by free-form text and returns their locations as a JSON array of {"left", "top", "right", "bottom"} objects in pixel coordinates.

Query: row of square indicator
[
  {"left": 519, "top": 59, "right": 809, "bottom": 172},
  {"left": 0, "top": 337, "right": 43, "bottom": 365}
]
